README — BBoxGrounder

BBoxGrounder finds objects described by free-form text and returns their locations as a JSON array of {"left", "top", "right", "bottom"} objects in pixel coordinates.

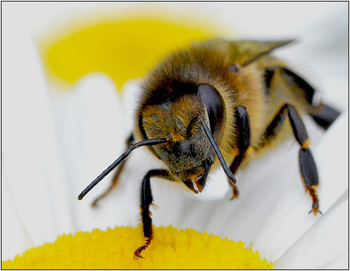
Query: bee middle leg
[
  {"left": 134, "top": 169, "right": 175, "bottom": 259},
  {"left": 91, "top": 133, "right": 134, "bottom": 207},
  {"left": 262, "top": 104, "right": 321, "bottom": 215},
  {"left": 229, "top": 106, "right": 252, "bottom": 199}
]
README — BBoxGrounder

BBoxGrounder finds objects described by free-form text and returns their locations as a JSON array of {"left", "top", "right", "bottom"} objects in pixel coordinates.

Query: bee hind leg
[
  {"left": 134, "top": 169, "right": 174, "bottom": 259},
  {"left": 264, "top": 104, "right": 321, "bottom": 215},
  {"left": 277, "top": 66, "right": 341, "bottom": 130},
  {"left": 309, "top": 103, "right": 341, "bottom": 130},
  {"left": 229, "top": 106, "right": 252, "bottom": 199},
  {"left": 287, "top": 104, "right": 321, "bottom": 216},
  {"left": 91, "top": 133, "right": 134, "bottom": 207}
]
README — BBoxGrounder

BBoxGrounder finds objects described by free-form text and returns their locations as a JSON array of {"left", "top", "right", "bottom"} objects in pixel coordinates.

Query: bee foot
[
  {"left": 308, "top": 208, "right": 323, "bottom": 216},
  {"left": 134, "top": 246, "right": 147, "bottom": 259}
]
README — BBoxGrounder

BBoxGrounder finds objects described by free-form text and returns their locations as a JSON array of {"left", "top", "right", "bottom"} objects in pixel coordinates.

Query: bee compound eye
[{"left": 197, "top": 84, "right": 225, "bottom": 133}]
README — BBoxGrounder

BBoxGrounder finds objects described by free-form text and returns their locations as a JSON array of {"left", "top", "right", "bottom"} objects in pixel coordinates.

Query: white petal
[
  {"left": 122, "top": 79, "right": 143, "bottom": 133},
  {"left": 2, "top": 179, "right": 34, "bottom": 260},
  {"left": 2, "top": 26, "right": 74, "bottom": 256},
  {"left": 274, "top": 191, "right": 348, "bottom": 268},
  {"left": 55, "top": 73, "right": 143, "bottom": 232},
  {"left": 251, "top": 112, "right": 348, "bottom": 262}
]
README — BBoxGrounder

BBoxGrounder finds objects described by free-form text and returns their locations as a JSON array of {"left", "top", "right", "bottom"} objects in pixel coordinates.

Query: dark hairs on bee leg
[
  {"left": 78, "top": 138, "right": 169, "bottom": 200},
  {"left": 199, "top": 116, "right": 236, "bottom": 185}
]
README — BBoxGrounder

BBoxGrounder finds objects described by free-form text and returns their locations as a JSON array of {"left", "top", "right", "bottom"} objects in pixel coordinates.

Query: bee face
[
  {"left": 156, "top": 116, "right": 215, "bottom": 193},
  {"left": 138, "top": 82, "right": 226, "bottom": 193}
]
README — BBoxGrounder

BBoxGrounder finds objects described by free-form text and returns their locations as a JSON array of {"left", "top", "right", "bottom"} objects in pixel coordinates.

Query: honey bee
[{"left": 78, "top": 39, "right": 340, "bottom": 258}]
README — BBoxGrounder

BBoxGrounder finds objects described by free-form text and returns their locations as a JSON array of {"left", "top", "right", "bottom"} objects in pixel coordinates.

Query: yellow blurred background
[{"left": 39, "top": 14, "right": 229, "bottom": 91}]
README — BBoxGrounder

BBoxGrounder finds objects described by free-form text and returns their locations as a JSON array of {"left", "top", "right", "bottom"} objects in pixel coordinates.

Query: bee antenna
[
  {"left": 199, "top": 116, "right": 236, "bottom": 185},
  {"left": 78, "top": 138, "right": 169, "bottom": 200}
]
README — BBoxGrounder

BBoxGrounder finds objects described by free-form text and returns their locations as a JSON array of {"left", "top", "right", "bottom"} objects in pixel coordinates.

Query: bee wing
[{"left": 230, "top": 40, "right": 295, "bottom": 67}]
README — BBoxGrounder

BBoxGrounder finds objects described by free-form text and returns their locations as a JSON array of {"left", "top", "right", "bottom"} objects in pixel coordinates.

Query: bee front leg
[
  {"left": 134, "top": 169, "right": 174, "bottom": 259},
  {"left": 91, "top": 133, "right": 134, "bottom": 207},
  {"left": 229, "top": 106, "right": 251, "bottom": 199}
]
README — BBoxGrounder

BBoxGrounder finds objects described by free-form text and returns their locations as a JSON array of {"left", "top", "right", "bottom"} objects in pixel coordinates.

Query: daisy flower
[{"left": 2, "top": 2, "right": 348, "bottom": 269}]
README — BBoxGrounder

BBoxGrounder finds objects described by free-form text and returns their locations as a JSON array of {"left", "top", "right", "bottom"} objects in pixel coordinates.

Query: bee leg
[
  {"left": 229, "top": 106, "right": 251, "bottom": 199},
  {"left": 275, "top": 66, "right": 341, "bottom": 130},
  {"left": 91, "top": 133, "right": 134, "bottom": 207},
  {"left": 134, "top": 169, "right": 174, "bottom": 259},
  {"left": 265, "top": 104, "right": 321, "bottom": 215},
  {"left": 285, "top": 104, "right": 321, "bottom": 215},
  {"left": 309, "top": 103, "right": 341, "bottom": 130}
]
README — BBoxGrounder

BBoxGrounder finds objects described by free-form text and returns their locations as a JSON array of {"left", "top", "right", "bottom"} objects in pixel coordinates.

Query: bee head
[{"left": 138, "top": 82, "right": 226, "bottom": 193}]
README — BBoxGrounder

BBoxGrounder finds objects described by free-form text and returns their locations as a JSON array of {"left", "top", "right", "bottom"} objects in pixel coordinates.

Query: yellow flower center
[
  {"left": 3, "top": 225, "right": 272, "bottom": 269},
  {"left": 39, "top": 15, "right": 230, "bottom": 91}
]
